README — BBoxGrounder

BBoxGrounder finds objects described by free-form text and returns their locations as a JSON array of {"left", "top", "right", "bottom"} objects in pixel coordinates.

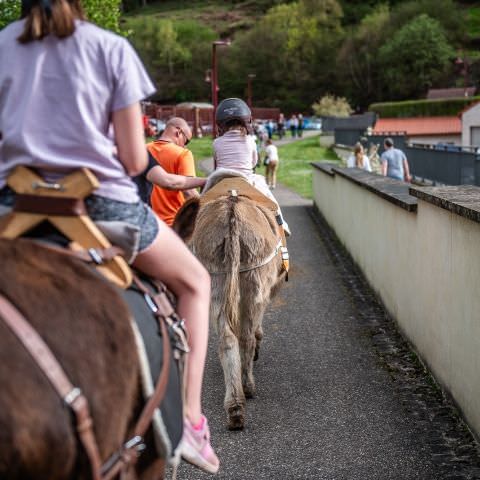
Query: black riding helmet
[{"left": 215, "top": 98, "right": 253, "bottom": 134}]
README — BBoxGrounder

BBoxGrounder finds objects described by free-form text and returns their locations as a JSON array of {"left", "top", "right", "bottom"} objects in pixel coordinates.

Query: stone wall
[{"left": 312, "top": 163, "right": 480, "bottom": 439}]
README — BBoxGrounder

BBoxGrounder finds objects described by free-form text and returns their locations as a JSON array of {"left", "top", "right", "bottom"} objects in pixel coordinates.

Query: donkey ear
[{"left": 172, "top": 197, "right": 200, "bottom": 243}]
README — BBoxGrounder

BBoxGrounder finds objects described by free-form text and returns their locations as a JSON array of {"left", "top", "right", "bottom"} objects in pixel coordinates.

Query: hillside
[{"left": 122, "top": 0, "right": 479, "bottom": 111}]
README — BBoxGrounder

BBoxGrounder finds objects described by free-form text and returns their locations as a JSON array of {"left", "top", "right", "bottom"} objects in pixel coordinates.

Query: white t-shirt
[
  {"left": 0, "top": 20, "right": 155, "bottom": 202},
  {"left": 265, "top": 144, "right": 279, "bottom": 162},
  {"left": 213, "top": 130, "right": 258, "bottom": 175},
  {"left": 347, "top": 154, "right": 372, "bottom": 172}
]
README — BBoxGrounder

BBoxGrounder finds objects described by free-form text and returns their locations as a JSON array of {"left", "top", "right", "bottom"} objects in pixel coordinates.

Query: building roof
[
  {"left": 426, "top": 87, "right": 477, "bottom": 100},
  {"left": 373, "top": 117, "right": 461, "bottom": 136}
]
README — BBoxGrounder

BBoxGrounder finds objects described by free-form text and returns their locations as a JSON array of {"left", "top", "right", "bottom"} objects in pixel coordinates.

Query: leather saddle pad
[{"left": 200, "top": 177, "right": 278, "bottom": 212}]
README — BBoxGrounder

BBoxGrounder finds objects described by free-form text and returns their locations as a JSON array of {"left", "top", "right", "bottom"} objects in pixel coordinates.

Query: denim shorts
[{"left": 0, "top": 188, "right": 159, "bottom": 252}]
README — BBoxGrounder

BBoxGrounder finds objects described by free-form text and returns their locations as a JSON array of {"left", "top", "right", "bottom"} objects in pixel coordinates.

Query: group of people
[
  {"left": 0, "top": 2, "right": 291, "bottom": 475},
  {"left": 347, "top": 138, "right": 412, "bottom": 183},
  {"left": 288, "top": 113, "right": 304, "bottom": 138}
]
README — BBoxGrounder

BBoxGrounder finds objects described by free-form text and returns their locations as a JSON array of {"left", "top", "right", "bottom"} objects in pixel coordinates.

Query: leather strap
[
  {"left": 14, "top": 194, "right": 87, "bottom": 216},
  {"left": 100, "top": 276, "right": 176, "bottom": 480},
  {"left": 0, "top": 294, "right": 103, "bottom": 480},
  {"left": 39, "top": 243, "right": 125, "bottom": 265}
]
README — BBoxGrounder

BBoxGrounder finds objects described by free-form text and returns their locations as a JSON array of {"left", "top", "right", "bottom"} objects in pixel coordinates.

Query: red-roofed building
[{"left": 373, "top": 116, "right": 461, "bottom": 145}]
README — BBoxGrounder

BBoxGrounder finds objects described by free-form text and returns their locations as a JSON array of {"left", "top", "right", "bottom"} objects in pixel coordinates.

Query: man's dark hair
[{"left": 384, "top": 137, "right": 394, "bottom": 148}]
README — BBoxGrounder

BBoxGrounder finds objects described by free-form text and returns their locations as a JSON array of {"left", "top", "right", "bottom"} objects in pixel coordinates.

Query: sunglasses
[{"left": 177, "top": 127, "right": 191, "bottom": 146}]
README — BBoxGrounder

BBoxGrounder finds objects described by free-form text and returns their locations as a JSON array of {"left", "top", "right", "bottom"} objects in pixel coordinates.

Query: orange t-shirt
[{"left": 147, "top": 140, "right": 196, "bottom": 226}]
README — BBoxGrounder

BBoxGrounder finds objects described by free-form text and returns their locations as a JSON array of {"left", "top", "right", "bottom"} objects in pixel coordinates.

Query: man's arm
[
  {"left": 403, "top": 156, "right": 412, "bottom": 182},
  {"left": 146, "top": 165, "right": 206, "bottom": 191},
  {"left": 381, "top": 160, "right": 387, "bottom": 176}
]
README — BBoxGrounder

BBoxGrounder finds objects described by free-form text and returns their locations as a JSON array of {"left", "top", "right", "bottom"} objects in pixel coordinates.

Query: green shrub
[{"left": 369, "top": 97, "right": 480, "bottom": 118}]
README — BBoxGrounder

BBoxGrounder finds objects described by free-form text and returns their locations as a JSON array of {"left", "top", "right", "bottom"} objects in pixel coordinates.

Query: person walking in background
[
  {"left": 264, "top": 139, "right": 279, "bottom": 189},
  {"left": 381, "top": 138, "right": 412, "bottom": 182},
  {"left": 367, "top": 143, "right": 381, "bottom": 174},
  {"left": 298, "top": 113, "right": 304, "bottom": 138},
  {"left": 290, "top": 114, "right": 298, "bottom": 138},
  {"left": 277, "top": 112, "right": 285, "bottom": 139},
  {"left": 347, "top": 142, "right": 372, "bottom": 172},
  {"left": 147, "top": 118, "right": 199, "bottom": 226}
]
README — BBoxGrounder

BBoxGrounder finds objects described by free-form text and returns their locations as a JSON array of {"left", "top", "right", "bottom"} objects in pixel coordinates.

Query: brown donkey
[
  {"left": 174, "top": 193, "right": 287, "bottom": 430},
  {"left": 0, "top": 239, "right": 166, "bottom": 480}
]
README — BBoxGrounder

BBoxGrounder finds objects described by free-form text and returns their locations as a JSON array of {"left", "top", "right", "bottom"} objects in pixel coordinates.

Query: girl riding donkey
[
  {"left": 0, "top": 0, "right": 218, "bottom": 474},
  {"left": 212, "top": 98, "right": 291, "bottom": 236}
]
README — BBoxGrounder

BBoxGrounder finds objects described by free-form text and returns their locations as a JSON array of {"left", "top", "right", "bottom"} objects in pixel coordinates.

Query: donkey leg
[
  {"left": 254, "top": 324, "right": 264, "bottom": 362},
  {"left": 218, "top": 319, "right": 246, "bottom": 430},
  {"left": 240, "top": 300, "right": 266, "bottom": 399}
]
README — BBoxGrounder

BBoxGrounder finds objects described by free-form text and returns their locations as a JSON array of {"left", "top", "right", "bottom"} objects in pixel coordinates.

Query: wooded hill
[{"left": 121, "top": 0, "right": 480, "bottom": 112}]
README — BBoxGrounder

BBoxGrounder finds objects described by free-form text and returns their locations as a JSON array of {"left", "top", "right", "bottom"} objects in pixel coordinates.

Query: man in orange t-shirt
[{"left": 147, "top": 117, "right": 198, "bottom": 226}]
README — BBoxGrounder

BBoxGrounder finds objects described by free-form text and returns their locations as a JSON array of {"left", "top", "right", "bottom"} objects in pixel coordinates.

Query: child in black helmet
[{"left": 213, "top": 98, "right": 291, "bottom": 235}]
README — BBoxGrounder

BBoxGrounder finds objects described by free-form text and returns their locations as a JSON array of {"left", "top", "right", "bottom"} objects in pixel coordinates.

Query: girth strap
[{"left": 0, "top": 294, "right": 103, "bottom": 480}]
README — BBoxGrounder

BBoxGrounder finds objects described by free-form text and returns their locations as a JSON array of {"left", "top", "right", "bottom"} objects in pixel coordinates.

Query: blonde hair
[
  {"left": 18, "top": 0, "right": 85, "bottom": 44},
  {"left": 353, "top": 142, "right": 364, "bottom": 168}
]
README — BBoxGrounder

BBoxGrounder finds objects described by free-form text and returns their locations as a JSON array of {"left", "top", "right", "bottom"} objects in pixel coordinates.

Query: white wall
[
  {"left": 462, "top": 103, "right": 480, "bottom": 146},
  {"left": 313, "top": 166, "right": 480, "bottom": 438}
]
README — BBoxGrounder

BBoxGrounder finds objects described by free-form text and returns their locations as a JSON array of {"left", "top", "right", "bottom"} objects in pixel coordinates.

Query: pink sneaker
[{"left": 180, "top": 415, "right": 219, "bottom": 474}]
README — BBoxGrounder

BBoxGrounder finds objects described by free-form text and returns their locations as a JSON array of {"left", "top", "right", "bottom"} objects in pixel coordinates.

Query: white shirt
[
  {"left": 265, "top": 144, "right": 279, "bottom": 162},
  {"left": 347, "top": 154, "right": 372, "bottom": 172},
  {"left": 213, "top": 130, "right": 258, "bottom": 175}
]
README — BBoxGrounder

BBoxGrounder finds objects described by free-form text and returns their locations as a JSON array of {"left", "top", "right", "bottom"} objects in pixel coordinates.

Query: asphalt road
[{"left": 175, "top": 182, "right": 480, "bottom": 480}]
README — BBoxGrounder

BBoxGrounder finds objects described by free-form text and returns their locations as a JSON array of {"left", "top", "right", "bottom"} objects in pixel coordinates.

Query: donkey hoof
[
  {"left": 243, "top": 383, "right": 256, "bottom": 399},
  {"left": 227, "top": 406, "right": 245, "bottom": 430}
]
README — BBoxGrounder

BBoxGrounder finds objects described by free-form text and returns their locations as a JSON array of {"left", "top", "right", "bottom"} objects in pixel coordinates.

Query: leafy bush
[
  {"left": 369, "top": 97, "right": 480, "bottom": 118},
  {"left": 312, "top": 94, "right": 353, "bottom": 117},
  {"left": 0, "top": 0, "right": 122, "bottom": 32}
]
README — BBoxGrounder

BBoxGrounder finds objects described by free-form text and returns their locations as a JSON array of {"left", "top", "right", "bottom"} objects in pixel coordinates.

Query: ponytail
[{"left": 18, "top": 0, "right": 85, "bottom": 43}]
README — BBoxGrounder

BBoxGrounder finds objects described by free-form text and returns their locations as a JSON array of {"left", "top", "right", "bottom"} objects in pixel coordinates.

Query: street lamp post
[
  {"left": 211, "top": 39, "right": 231, "bottom": 138},
  {"left": 247, "top": 73, "right": 256, "bottom": 109}
]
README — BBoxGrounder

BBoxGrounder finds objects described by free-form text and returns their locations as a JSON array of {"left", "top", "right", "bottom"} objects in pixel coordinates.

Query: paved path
[{"left": 177, "top": 151, "right": 480, "bottom": 479}]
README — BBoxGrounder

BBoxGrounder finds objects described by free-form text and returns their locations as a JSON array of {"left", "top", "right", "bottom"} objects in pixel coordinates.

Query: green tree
[
  {"left": 221, "top": 0, "right": 344, "bottom": 111},
  {"left": 126, "top": 16, "right": 216, "bottom": 102},
  {"left": 379, "top": 14, "right": 455, "bottom": 99},
  {"left": 0, "top": 0, "right": 122, "bottom": 32},
  {"left": 337, "top": 4, "right": 390, "bottom": 107}
]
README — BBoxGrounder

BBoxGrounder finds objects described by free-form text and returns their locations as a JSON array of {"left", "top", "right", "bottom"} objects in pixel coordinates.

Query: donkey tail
[{"left": 222, "top": 197, "right": 242, "bottom": 336}]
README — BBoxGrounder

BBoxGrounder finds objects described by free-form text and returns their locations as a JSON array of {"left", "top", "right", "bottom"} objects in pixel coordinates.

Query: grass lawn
[
  {"left": 172, "top": 134, "right": 340, "bottom": 197},
  {"left": 274, "top": 135, "right": 340, "bottom": 199},
  {"left": 188, "top": 136, "right": 213, "bottom": 176}
]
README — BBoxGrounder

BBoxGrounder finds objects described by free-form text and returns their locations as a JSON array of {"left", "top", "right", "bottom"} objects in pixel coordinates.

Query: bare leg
[{"left": 133, "top": 223, "right": 210, "bottom": 425}]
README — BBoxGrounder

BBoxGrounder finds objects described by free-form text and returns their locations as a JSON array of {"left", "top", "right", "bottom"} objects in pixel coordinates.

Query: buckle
[
  {"left": 144, "top": 293, "right": 158, "bottom": 314},
  {"left": 88, "top": 248, "right": 103, "bottom": 265},
  {"left": 64, "top": 387, "right": 82, "bottom": 405}
]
